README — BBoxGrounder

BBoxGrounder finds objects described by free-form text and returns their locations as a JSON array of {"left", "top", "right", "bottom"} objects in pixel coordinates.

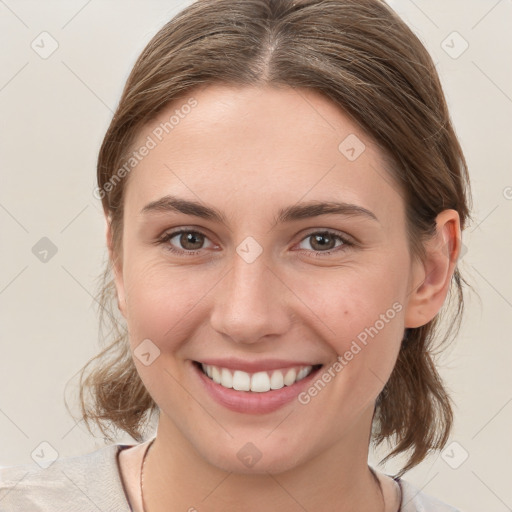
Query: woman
[{"left": 0, "top": 0, "right": 470, "bottom": 510}]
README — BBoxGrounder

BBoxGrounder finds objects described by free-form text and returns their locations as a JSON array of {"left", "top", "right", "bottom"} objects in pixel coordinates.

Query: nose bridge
[{"left": 210, "top": 250, "right": 289, "bottom": 344}]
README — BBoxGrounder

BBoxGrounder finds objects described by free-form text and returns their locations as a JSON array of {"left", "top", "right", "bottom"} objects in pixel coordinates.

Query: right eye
[{"left": 156, "top": 229, "right": 216, "bottom": 255}]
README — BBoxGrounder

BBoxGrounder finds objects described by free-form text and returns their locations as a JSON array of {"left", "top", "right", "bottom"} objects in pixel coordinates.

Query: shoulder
[
  {"left": 0, "top": 442, "right": 132, "bottom": 512},
  {"left": 398, "top": 478, "right": 464, "bottom": 512}
]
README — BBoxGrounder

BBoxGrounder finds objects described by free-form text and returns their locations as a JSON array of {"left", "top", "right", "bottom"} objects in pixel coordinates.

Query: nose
[{"left": 209, "top": 253, "right": 292, "bottom": 345}]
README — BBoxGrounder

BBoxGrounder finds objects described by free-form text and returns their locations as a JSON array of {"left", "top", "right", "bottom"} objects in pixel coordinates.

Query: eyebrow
[{"left": 140, "top": 194, "right": 379, "bottom": 226}]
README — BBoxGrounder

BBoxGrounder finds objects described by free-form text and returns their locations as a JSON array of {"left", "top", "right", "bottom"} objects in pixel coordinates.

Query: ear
[
  {"left": 404, "top": 209, "right": 461, "bottom": 328},
  {"left": 105, "top": 215, "right": 127, "bottom": 319}
]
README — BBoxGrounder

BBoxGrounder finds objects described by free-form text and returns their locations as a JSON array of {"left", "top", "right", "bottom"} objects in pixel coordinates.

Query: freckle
[{"left": 344, "top": 310, "right": 348, "bottom": 315}]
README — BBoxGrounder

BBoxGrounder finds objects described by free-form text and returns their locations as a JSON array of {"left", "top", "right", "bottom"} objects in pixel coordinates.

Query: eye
[
  {"left": 295, "top": 230, "right": 353, "bottom": 256},
  {"left": 156, "top": 229, "right": 216, "bottom": 255}
]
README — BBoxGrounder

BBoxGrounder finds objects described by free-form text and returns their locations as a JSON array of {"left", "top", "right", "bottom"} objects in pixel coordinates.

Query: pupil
[
  {"left": 313, "top": 233, "right": 334, "bottom": 250},
  {"left": 182, "top": 232, "right": 202, "bottom": 249}
]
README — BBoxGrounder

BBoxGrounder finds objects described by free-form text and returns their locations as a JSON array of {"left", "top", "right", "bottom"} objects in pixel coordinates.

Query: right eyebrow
[{"left": 140, "top": 195, "right": 228, "bottom": 224}]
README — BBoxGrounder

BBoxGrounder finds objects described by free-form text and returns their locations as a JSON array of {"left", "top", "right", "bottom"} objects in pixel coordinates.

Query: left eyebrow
[
  {"left": 274, "top": 200, "right": 379, "bottom": 226},
  {"left": 140, "top": 195, "right": 379, "bottom": 227}
]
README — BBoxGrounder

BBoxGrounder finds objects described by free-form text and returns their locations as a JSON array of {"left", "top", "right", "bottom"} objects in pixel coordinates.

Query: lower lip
[{"left": 192, "top": 361, "right": 323, "bottom": 414}]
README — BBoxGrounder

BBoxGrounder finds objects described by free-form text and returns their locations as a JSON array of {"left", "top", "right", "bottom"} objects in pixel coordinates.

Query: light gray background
[{"left": 1, "top": 1, "right": 511, "bottom": 510}]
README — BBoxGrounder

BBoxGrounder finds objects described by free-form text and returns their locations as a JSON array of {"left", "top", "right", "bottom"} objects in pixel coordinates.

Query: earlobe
[
  {"left": 404, "top": 209, "right": 461, "bottom": 328},
  {"left": 105, "top": 216, "right": 127, "bottom": 318}
]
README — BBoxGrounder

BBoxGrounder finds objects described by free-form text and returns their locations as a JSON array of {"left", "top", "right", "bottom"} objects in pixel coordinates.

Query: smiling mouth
[{"left": 193, "top": 361, "right": 323, "bottom": 393}]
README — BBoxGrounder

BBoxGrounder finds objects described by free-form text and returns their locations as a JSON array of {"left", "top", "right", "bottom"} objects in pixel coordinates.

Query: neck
[{"left": 143, "top": 408, "right": 385, "bottom": 512}]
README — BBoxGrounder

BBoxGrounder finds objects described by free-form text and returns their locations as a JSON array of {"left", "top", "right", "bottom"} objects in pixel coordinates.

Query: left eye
[{"left": 296, "top": 231, "right": 349, "bottom": 253}]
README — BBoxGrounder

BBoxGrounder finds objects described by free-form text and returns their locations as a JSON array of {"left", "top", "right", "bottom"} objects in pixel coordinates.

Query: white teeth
[
  {"left": 200, "top": 363, "right": 315, "bottom": 392},
  {"left": 250, "top": 371, "right": 270, "bottom": 392},
  {"left": 297, "top": 367, "right": 308, "bottom": 380},
  {"left": 270, "top": 370, "right": 284, "bottom": 389},
  {"left": 220, "top": 368, "right": 233, "bottom": 388},
  {"left": 283, "top": 368, "right": 297, "bottom": 386},
  {"left": 232, "top": 370, "right": 251, "bottom": 391},
  {"left": 211, "top": 366, "right": 222, "bottom": 384}
]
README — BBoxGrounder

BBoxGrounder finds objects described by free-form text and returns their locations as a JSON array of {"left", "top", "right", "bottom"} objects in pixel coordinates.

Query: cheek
[
  {"left": 296, "top": 261, "right": 406, "bottom": 387},
  {"left": 122, "top": 258, "right": 212, "bottom": 348},
  {"left": 121, "top": 260, "right": 214, "bottom": 404}
]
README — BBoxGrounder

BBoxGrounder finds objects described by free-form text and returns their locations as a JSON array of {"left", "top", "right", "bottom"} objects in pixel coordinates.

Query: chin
[{"left": 197, "top": 437, "right": 311, "bottom": 475}]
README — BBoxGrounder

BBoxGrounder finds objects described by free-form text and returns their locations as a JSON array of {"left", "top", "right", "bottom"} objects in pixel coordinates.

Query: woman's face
[{"left": 110, "top": 84, "right": 426, "bottom": 473}]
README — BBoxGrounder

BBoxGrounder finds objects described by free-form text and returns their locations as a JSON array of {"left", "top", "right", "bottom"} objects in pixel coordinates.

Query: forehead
[{"left": 123, "top": 84, "right": 403, "bottom": 221}]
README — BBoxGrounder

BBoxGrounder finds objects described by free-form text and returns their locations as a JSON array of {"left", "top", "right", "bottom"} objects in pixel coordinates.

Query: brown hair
[{"left": 73, "top": 0, "right": 471, "bottom": 476}]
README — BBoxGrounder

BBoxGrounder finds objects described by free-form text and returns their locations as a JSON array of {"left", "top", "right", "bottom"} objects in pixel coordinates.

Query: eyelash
[{"left": 155, "top": 228, "right": 354, "bottom": 257}]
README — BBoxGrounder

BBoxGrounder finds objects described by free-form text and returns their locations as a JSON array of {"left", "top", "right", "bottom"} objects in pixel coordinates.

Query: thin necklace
[{"left": 139, "top": 441, "right": 398, "bottom": 512}]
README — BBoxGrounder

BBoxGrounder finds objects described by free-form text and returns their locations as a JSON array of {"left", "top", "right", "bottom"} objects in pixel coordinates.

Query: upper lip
[{"left": 195, "top": 358, "right": 322, "bottom": 373}]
